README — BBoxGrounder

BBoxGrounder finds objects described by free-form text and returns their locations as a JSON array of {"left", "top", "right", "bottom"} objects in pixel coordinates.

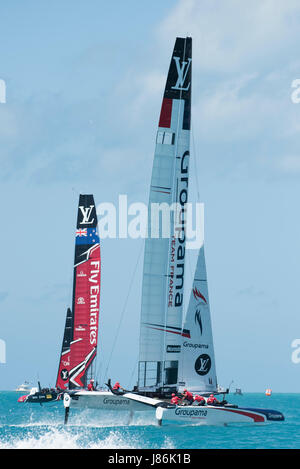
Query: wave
[{"left": 0, "top": 427, "right": 153, "bottom": 449}]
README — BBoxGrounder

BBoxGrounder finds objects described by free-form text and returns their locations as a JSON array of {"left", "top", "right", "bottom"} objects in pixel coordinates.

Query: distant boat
[
  {"left": 15, "top": 381, "right": 31, "bottom": 392},
  {"left": 234, "top": 388, "right": 243, "bottom": 396},
  {"left": 265, "top": 388, "right": 272, "bottom": 396},
  {"left": 217, "top": 385, "right": 228, "bottom": 394}
]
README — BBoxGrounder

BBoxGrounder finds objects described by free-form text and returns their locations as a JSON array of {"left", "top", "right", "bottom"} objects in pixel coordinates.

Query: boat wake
[
  {"left": 0, "top": 406, "right": 173, "bottom": 449},
  {"left": 0, "top": 425, "right": 174, "bottom": 449},
  {"left": 0, "top": 427, "right": 139, "bottom": 449}
]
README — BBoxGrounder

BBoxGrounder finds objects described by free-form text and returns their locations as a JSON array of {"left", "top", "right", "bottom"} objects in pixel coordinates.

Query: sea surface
[{"left": 0, "top": 392, "right": 299, "bottom": 449}]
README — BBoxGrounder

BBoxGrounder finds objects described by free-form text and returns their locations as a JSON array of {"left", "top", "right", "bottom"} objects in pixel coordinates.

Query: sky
[{"left": 0, "top": 0, "right": 300, "bottom": 392}]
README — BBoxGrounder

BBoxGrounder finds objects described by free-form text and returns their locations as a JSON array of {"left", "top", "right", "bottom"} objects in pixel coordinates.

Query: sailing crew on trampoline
[
  {"left": 193, "top": 395, "right": 205, "bottom": 406},
  {"left": 87, "top": 379, "right": 95, "bottom": 391},
  {"left": 181, "top": 389, "right": 194, "bottom": 405},
  {"left": 206, "top": 394, "right": 220, "bottom": 406},
  {"left": 171, "top": 393, "right": 182, "bottom": 405}
]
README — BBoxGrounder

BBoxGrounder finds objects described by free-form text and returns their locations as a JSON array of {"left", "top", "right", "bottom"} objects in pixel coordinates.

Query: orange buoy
[{"left": 265, "top": 388, "right": 272, "bottom": 396}]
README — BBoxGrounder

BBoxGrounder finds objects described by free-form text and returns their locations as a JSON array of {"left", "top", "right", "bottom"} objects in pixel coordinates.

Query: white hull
[
  {"left": 65, "top": 390, "right": 164, "bottom": 412},
  {"left": 15, "top": 382, "right": 32, "bottom": 392},
  {"left": 63, "top": 392, "right": 284, "bottom": 427},
  {"left": 156, "top": 405, "right": 284, "bottom": 425}
]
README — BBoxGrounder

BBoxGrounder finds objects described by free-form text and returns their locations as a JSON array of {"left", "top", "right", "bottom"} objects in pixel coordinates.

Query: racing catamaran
[
  {"left": 19, "top": 194, "right": 101, "bottom": 404},
  {"left": 63, "top": 36, "right": 193, "bottom": 418},
  {"left": 63, "top": 37, "right": 284, "bottom": 425},
  {"left": 57, "top": 193, "right": 101, "bottom": 391}
]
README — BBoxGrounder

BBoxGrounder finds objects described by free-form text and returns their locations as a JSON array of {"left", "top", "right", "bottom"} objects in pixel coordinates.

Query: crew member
[
  {"left": 181, "top": 389, "right": 194, "bottom": 405},
  {"left": 171, "top": 393, "right": 182, "bottom": 405},
  {"left": 87, "top": 379, "right": 95, "bottom": 391},
  {"left": 193, "top": 394, "right": 205, "bottom": 406},
  {"left": 112, "top": 381, "right": 125, "bottom": 392},
  {"left": 206, "top": 394, "right": 219, "bottom": 405}
]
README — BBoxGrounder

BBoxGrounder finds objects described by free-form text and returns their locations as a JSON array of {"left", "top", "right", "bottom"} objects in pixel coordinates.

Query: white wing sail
[{"left": 138, "top": 37, "right": 192, "bottom": 393}]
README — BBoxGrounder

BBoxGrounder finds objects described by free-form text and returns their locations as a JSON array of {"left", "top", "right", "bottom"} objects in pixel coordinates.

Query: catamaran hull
[
  {"left": 156, "top": 405, "right": 285, "bottom": 425},
  {"left": 66, "top": 391, "right": 164, "bottom": 412}
]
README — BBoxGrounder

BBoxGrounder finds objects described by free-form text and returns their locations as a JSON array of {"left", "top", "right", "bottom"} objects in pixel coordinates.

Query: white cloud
[
  {"left": 2, "top": 0, "right": 300, "bottom": 183},
  {"left": 158, "top": 0, "right": 300, "bottom": 72},
  {"left": 0, "top": 106, "right": 18, "bottom": 139},
  {"left": 277, "top": 155, "right": 300, "bottom": 173},
  {"left": 192, "top": 71, "right": 294, "bottom": 143}
]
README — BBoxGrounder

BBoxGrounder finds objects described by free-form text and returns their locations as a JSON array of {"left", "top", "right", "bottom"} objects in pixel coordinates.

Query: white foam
[{"left": 0, "top": 428, "right": 141, "bottom": 449}]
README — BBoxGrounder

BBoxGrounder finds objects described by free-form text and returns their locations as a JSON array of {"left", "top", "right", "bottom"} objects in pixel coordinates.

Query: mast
[
  {"left": 178, "top": 245, "right": 218, "bottom": 394},
  {"left": 68, "top": 194, "right": 101, "bottom": 389},
  {"left": 138, "top": 37, "right": 192, "bottom": 394}
]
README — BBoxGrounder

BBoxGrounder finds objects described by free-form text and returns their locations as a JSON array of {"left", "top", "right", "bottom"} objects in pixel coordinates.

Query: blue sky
[{"left": 0, "top": 0, "right": 300, "bottom": 392}]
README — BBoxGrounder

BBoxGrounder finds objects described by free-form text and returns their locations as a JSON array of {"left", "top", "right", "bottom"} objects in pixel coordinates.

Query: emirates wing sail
[
  {"left": 56, "top": 307, "right": 73, "bottom": 390},
  {"left": 178, "top": 245, "right": 218, "bottom": 394},
  {"left": 68, "top": 194, "right": 101, "bottom": 389},
  {"left": 138, "top": 37, "right": 192, "bottom": 392}
]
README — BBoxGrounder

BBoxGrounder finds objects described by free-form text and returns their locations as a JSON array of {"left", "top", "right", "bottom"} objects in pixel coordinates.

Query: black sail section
[
  {"left": 56, "top": 308, "right": 73, "bottom": 389},
  {"left": 163, "top": 37, "right": 192, "bottom": 130},
  {"left": 62, "top": 308, "right": 73, "bottom": 353}
]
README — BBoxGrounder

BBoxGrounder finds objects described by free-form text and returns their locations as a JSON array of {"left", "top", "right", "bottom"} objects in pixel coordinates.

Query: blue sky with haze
[{"left": 1, "top": 0, "right": 300, "bottom": 392}]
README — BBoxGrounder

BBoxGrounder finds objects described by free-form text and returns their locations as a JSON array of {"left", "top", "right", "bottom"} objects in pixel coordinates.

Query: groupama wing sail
[
  {"left": 178, "top": 244, "right": 217, "bottom": 394},
  {"left": 65, "top": 194, "right": 101, "bottom": 389},
  {"left": 138, "top": 37, "right": 192, "bottom": 393}
]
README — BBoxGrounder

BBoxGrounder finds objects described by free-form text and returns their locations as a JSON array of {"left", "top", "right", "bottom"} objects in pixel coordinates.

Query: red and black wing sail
[
  {"left": 159, "top": 36, "right": 192, "bottom": 131},
  {"left": 67, "top": 194, "right": 101, "bottom": 388}
]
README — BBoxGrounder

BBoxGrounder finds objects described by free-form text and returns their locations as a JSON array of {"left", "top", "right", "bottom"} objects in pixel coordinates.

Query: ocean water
[{"left": 0, "top": 391, "right": 299, "bottom": 449}]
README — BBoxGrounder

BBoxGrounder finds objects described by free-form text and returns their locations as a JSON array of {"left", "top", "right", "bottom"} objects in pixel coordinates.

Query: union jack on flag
[{"left": 76, "top": 228, "right": 87, "bottom": 237}]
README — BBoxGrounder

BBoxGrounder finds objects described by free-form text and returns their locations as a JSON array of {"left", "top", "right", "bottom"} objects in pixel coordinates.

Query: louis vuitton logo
[
  {"left": 79, "top": 205, "right": 95, "bottom": 225},
  {"left": 171, "top": 56, "right": 191, "bottom": 91}
]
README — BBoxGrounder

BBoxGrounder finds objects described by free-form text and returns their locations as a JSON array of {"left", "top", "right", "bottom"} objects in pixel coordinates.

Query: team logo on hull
[
  {"left": 195, "top": 354, "right": 211, "bottom": 376},
  {"left": 171, "top": 56, "right": 191, "bottom": 91}
]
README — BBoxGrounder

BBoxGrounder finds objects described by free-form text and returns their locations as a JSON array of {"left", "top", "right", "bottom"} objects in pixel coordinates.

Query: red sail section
[
  {"left": 69, "top": 245, "right": 101, "bottom": 387},
  {"left": 159, "top": 98, "right": 173, "bottom": 128}
]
